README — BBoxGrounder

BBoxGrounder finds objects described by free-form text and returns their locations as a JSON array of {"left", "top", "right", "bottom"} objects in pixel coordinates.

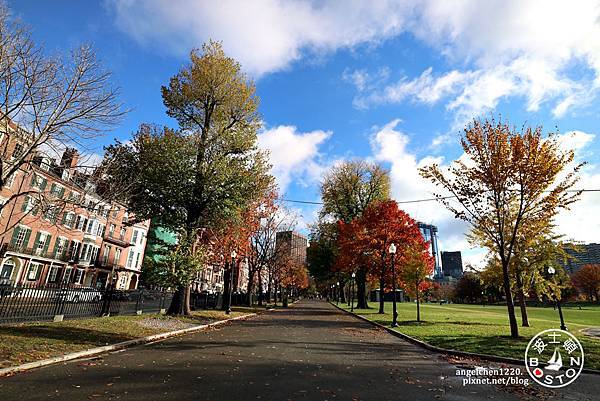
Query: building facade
[
  {"left": 561, "top": 243, "right": 600, "bottom": 274},
  {"left": 441, "top": 251, "right": 463, "bottom": 279},
  {"left": 0, "top": 140, "right": 149, "bottom": 290},
  {"left": 275, "top": 231, "right": 308, "bottom": 267}
]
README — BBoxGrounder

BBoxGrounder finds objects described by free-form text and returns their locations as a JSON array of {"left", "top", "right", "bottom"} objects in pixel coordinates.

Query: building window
[
  {"left": 108, "top": 224, "right": 115, "bottom": 237},
  {"left": 112, "top": 207, "right": 119, "bottom": 218},
  {"left": 30, "top": 174, "right": 47, "bottom": 190},
  {"left": 90, "top": 246, "right": 99, "bottom": 264},
  {"left": 14, "top": 227, "right": 31, "bottom": 248},
  {"left": 126, "top": 250, "right": 135, "bottom": 268},
  {"left": 101, "top": 207, "right": 109, "bottom": 218},
  {"left": 69, "top": 241, "right": 80, "bottom": 261},
  {"left": 134, "top": 252, "right": 141, "bottom": 269},
  {"left": 48, "top": 266, "right": 60, "bottom": 283},
  {"left": 118, "top": 274, "right": 128, "bottom": 289},
  {"left": 63, "top": 212, "right": 75, "bottom": 228},
  {"left": 50, "top": 183, "right": 64, "bottom": 198},
  {"left": 43, "top": 206, "right": 58, "bottom": 223},
  {"left": 55, "top": 237, "right": 67, "bottom": 257},
  {"left": 12, "top": 143, "right": 24, "bottom": 159},
  {"left": 122, "top": 212, "right": 129, "bottom": 224},
  {"left": 34, "top": 232, "right": 49, "bottom": 255},
  {"left": 26, "top": 262, "right": 41, "bottom": 281},
  {"left": 0, "top": 260, "right": 15, "bottom": 279},
  {"left": 102, "top": 246, "right": 110, "bottom": 264},
  {"left": 131, "top": 229, "right": 139, "bottom": 244},
  {"left": 74, "top": 269, "right": 84, "bottom": 284},
  {"left": 3, "top": 173, "right": 15, "bottom": 188},
  {"left": 115, "top": 248, "right": 122, "bottom": 264},
  {"left": 119, "top": 227, "right": 126, "bottom": 241},
  {"left": 62, "top": 267, "right": 72, "bottom": 283},
  {"left": 76, "top": 215, "right": 87, "bottom": 231}
]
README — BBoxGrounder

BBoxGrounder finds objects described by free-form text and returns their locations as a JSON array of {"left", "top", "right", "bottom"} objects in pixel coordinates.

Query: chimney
[{"left": 60, "top": 147, "right": 79, "bottom": 169}]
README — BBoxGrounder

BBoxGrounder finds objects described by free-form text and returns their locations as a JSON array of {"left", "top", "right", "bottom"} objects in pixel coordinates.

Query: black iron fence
[{"left": 0, "top": 283, "right": 173, "bottom": 324}]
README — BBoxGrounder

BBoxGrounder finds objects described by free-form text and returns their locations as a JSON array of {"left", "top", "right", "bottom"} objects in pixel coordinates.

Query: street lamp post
[
  {"left": 336, "top": 281, "right": 340, "bottom": 305},
  {"left": 548, "top": 266, "right": 567, "bottom": 331},
  {"left": 389, "top": 243, "right": 398, "bottom": 327},
  {"left": 351, "top": 272, "right": 356, "bottom": 312},
  {"left": 226, "top": 250, "right": 237, "bottom": 315}
]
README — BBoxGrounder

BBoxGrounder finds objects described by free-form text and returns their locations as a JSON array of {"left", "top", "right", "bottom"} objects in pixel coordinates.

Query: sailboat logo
[
  {"left": 525, "top": 329, "right": 584, "bottom": 388},
  {"left": 545, "top": 348, "right": 562, "bottom": 371}
]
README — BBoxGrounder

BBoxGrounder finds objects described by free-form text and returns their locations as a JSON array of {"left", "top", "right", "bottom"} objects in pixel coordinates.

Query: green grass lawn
[
  {"left": 0, "top": 307, "right": 256, "bottom": 369},
  {"left": 339, "top": 301, "right": 600, "bottom": 370}
]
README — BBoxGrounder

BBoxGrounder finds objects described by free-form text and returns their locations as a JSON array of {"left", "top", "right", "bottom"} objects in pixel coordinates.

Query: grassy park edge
[
  {"left": 0, "top": 306, "right": 264, "bottom": 370},
  {"left": 335, "top": 300, "right": 600, "bottom": 371}
]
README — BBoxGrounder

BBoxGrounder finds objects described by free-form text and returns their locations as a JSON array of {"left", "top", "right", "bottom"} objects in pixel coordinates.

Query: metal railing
[{"left": 0, "top": 282, "right": 173, "bottom": 324}]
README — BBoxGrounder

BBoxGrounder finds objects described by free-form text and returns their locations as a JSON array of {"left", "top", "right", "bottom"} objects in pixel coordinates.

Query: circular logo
[{"left": 525, "top": 329, "right": 584, "bottom": 388}]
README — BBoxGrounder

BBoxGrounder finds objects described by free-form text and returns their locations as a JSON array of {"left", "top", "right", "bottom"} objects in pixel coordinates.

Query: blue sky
[{"left": 10, "top": 0, "right": 600, "bottom": 266}]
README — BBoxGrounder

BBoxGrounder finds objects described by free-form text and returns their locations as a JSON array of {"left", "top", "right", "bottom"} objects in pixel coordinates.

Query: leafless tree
[{"left": 0, "top": 4, "right": 125, "bottom": 221}]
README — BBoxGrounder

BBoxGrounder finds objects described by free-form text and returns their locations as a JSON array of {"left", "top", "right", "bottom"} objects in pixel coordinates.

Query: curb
[
  {"left": 331, "top": 303, "right": 600, "bottom": 375},
  {"left": 0, "top": 312, "right": 256, "bottom": 378}
]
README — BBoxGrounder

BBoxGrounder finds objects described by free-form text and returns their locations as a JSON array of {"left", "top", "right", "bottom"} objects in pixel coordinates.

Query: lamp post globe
[{"left": 388, "top": 243, "right": 398, "bottom": 328}]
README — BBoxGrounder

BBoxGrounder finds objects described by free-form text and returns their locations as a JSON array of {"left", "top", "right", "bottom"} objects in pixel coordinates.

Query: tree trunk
[
  {"left": 167, "top": 285, "right": 191, "bottom": 315},
  {"left": 247, "top": 269, "right": 255, "bottom": 306},
  {"left": 416, "top": 282, "right": 421, "bottom": 322},
  {"left": 501, "top": 260, "right": 519, "bottom": 338},
  {"left": 515, "top": 272, "right": 529, "bottom": 327},
  {"left": 339, "top": 280, "right": 346, "bottom": 303},
  {"left": 357, "top": 267, "right": 369, "bottom": 309},
  {"left": 378, "top": 262, "right": 386, "bottom": 314},
  {"left": 257, "top": 272, "right": 264, "bottom": 306}
]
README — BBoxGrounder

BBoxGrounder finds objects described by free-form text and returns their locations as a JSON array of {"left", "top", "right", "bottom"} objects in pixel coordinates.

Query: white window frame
[
  {"left": 26, "top": 262, "right": 41, "bottom": 281},
  {"left": 14, "top": 226, "right": 31, "bottom": 248},
  {"left": 35, "top": 232, "right": 49, "bottom": 255}
]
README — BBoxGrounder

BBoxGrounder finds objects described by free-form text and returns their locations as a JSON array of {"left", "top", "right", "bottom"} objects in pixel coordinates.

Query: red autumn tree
[
  {"left": 337, "top": 200, "right": 428, "bottom": 314},
  {"left": 571, "top": 264, "right": 600, "bottom": 302},
  {"left": 398, "top": 245, "right": 434, "bottom": 322}
]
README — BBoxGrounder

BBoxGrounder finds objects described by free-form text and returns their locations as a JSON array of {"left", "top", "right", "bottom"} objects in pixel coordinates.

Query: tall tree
[
  {"left": 319, "top": 160, "right": 390, "bottom": 308},
  {"left": 103, "top": 41, "right": 272, "bottom": 315},
  {"left": 398, "top": 244, "right": 434, "bottom": 322},
  {"left": 337, "top": 200, "right": 427, "bottom": 314},
  {"left": 420, "top": 118, "right": 583, "bottom": 338},
  {"left": 570, "top": 265, "right": 600, "bottom": 302}
]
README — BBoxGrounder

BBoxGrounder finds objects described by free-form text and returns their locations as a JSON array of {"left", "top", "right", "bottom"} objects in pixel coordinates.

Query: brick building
[{"left": 0, "top": 128, "right": 149, "bottom": 290}]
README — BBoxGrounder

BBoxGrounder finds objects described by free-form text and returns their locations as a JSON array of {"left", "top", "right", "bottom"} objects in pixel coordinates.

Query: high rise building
[
  {"left": 418, "top": 223, "right": 441, "bottom": 278},
  {"left": 275, "top": 231, "right": 308, "bottom": 267},
  {"left": 561, "top": 243, "right": 600, "bottom": 274},
  {"left": 441, "top": 251, "right": 463, "bottom": 278}
]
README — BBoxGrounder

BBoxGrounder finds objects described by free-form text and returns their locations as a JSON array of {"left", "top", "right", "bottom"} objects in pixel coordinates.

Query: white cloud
[
  {"left": 108, "top": 1, "right": 600, "bottom": 120},
  {"left": 371, "top": 121, "right": 600, "bottom": 268},
  {"left": 107, "top": 0, "right": 412, "bottom": 76},
  {"left": 258, "top": 125, "right": 331, "bottom": 192},
  {"left": 369, "top": 119, "right": 473, "bottom": 257}
]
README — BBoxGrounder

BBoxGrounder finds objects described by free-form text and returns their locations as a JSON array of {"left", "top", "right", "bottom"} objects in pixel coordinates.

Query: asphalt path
[{"left": 0, "top": 300, "right": 598, "bottom": 400}]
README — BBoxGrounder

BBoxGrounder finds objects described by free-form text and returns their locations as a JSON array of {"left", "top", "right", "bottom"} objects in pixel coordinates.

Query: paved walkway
[{"left": 0, "top": 300, "right": 597, "bottom": 400}]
